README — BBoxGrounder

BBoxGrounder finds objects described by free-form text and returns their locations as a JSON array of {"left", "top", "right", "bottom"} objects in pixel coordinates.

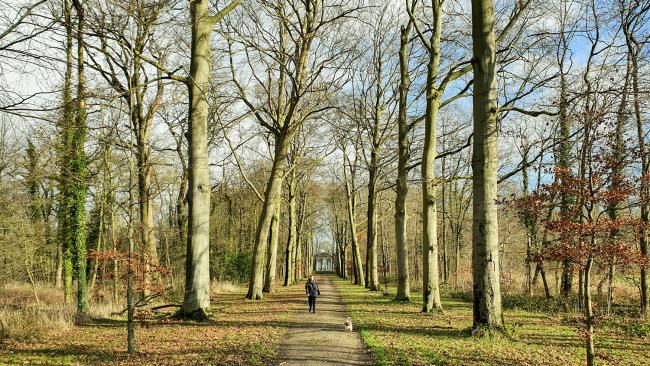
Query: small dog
[{"left": 344, "top": 317, "right": 353, "bottom": 332}]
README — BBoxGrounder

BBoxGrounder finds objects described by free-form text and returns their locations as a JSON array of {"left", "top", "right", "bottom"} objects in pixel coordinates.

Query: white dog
[{"left": 344, "top": 317, "right": 353, "bottom": 332}]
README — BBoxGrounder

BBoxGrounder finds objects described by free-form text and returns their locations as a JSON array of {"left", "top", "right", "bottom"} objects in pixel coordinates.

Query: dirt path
[{"left": 277, "top": 273, "right": 373, "bottom": 366}]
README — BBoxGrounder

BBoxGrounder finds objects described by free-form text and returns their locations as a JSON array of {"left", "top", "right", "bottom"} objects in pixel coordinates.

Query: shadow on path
[{"left": 276, "top": 273, "right": 372, "bottom": 366}]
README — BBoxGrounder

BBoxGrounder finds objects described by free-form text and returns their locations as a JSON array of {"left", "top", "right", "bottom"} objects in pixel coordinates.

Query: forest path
[{"left": 277, "top": 273, "right": 373, "bottom": 366}]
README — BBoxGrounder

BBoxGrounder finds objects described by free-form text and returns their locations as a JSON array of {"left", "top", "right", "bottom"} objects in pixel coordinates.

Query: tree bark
[
  {"left": 264, "top": 203, "right": 281, "bottom": 293},
  {"left": 556, "top": 7, "right": 573, "bottom": 298},
  {"left": 127, "top": 143, "right": 136, "bottom": 353},
  {"left": 623, "top": 17, "right": 649, "bottom": 316},
  {"left": 344, "top": 156, "right": 365, "bottom": 287},
  {"left": 71, "top": 0, "right": 89, "bottom": 320},
  {"left": 471, "top": 0, "right": 503, "bottom": 329},
  {"left": 181, "top": 0, "right": 216, "bottom": 318},
  {"left": 394, "top": 21, "right": 412, "bottom": 301},
  {"left": 59, "top": 0, "right": 74, "bottom": 304},
  {"left": 284, "top": 166, "right": 297, "bottom": 286},
  {"left": 584, "top": 255, "right": 595, "bottom": 366},
  {"left": 421, "top": 6, "right": 444, "bottom": 311},
  {"left": 247, "top": 133, "right": 290, "bottom": 299},
  {"left": 366, "top": 153, "right": 380, "bottom": 290}
]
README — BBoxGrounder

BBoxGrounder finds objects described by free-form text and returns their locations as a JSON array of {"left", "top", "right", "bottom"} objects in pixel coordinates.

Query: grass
[
  {"left": 0, "top": 282, "right": 302, "bottom": 365},
  {"left": 335, "top": 278, "right": 650, "bottom": 366}
]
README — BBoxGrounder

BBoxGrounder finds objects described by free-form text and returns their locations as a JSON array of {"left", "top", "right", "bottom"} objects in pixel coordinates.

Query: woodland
[{"left": 0, "top": 0, "right": 649, "bottom": 365}]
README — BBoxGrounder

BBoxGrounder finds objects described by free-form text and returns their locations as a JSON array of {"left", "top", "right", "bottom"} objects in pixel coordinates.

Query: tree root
[{"left": 172, "top": 307, "right": 210, "bottom": 321}]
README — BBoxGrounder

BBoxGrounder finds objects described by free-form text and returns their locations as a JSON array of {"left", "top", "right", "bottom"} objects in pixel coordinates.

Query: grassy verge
[
  {"left": 1, "top": 283, "right": 301, "bottom": 365},
  {"left": 335, "top": 278, "right": 650, "bottom": 366}
]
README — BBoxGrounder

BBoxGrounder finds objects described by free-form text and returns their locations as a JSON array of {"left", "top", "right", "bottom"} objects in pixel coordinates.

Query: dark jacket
[{"left": 305, "top": 279, "right": 320, "bottom": 297}]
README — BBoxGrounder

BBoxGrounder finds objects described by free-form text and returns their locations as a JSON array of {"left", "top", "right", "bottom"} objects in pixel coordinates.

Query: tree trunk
[
  {"left": 284, "top": 167, "right": 297, "bottom": 286},
  {"left": 264, "top": 203, "right": 281, "bottom": 293},
  {"left": 90, "top": 169, "right": 107, "bottom": 290},
  {"left": 176, "top": 162, "right": 188, "bottom": 257},
  {"left": 181, "top": 0, "right": 214, "bottom": 318},
  {"left": 539, "top": 262, "right": 551, "bottom": 299},
  {"left": 625, "top": 27, "right": 649, "bottom": 317},
  {"left": 419, "top": 0, "right": 445, "bottom": 314},
  {"left": 441, "top": 158, "right": 448, "bottom": 285},
  {"left": 578, "top": 269, "right": 583, "bottom": 310},
  {"left": 584, "top": 255, "right": 595, "bottom": 366},
  {"left": 346, "top": 182, "right": 364, "bottom": 287},
  {"left": 605, "top": 54, "right": 630, "bottom": 316},
  {"left": 366, "top": 157, "right": 380, "bottom": 290},
  {"left": 127, "top": 145, "right": 136, "bottom": 353},
  {"left": 247, "top": 132, "right": 290, "bottom": 300},
  {"left": 556, "top": 7, "right": 573, "bottom": 299},
  {"left": 394, "top": 21, "right": 412, "bottom": 301},
  {"left": 59, "top": 0, "right": 74, "bottom": 304},
  {"left": 111, "top": 191, "right": 119, "bottom": 304},
  {"left": 455, "top": 229, "right": 461, "bottom": 289},
  {"left": 294, "top": 193, "right": 304, "bottom": 281},
  {"left": 55, "top": 241, "right": 63, "bottom": 289},
  {"left": 138, "top": 134, "right": 158, "bottom": 296},
  {"left": 471, "top": 0, "right": 503, "bottom": 329},
  {"left": 294, "top": 228, "right": 303, "bottom": 280},
  {"left": 71, "top": 0, "right": 89, "bottom": 320}
]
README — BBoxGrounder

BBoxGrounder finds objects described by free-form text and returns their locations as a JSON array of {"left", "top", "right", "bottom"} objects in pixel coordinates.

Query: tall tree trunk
[
  {"left": 248, "top": 133, "right": 290, "bottom": 299},
  {"left": 584, "top": 254, "right": 595, "bottom": 366},
  {"left": 90, "top": 152, "right": 109, "bottom": 290},
  {"left": 111, "top": 191, "right": 119, "bottom": 304},
  {"left": 71, "top": 0, "right": 89, "bottom": 320},
  {"left": 471, "top": 0, "right": 503, "bottom": 329},
  {"left": 421, "top": 8, "right": 444, "bottom": 312},
  {"left": 264, "top": 203, "right": 280, "bottom": 292},
  {"left": 138, "top": 129, "right": 158, "bottom": 296},
  {"left": 345, "top": 172, "right": 365, "bottom": 287},
  {"left": 294, "top": 227, "right": 303, "bottom": 280},
  {"left": 55, "top": 241, "right": 63, "bottom": 289},
  {"left": 181, "top": 0, "right": 215, "bottom": 318},
  {"left": 624, "top": 22, "right": 649, "bottom": 317},
  {"left": 522, "top": 147, "right": 533, "bottom": 296},
  {"left": 606, "top": 55, "right": 630, "bottom": 315},
  {"left": 284, "top": 167, "right": 297, "bottom": 286},
  {"left": 176, "top": 159, "right": 188, "bottom": 256},
  {"left": 295, "top": 192, "right": 305, "bottom": 281},
  {"left": 366, "top": 158, "right": 380, "bottom": 290},
  {"left": 441, "top": 175, "right": 448, "bottom": 285},
  {"left": 59, "top": 0, "right": 74, "bottom": 303},
  {"left": 394, "top": 21, "right": 412, "bottom": 301},
  {"left": 557, "top": 13, "right": 573, "bottom": 298},
  {"left": 416, "top": 0, "right": 445, "bottom": 313},
  {"left": 127, "top": 144, "right": 136, "bottom": 353}
]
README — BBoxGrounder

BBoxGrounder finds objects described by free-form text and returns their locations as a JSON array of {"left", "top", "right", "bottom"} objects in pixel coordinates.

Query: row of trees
[{"left": 1, "top": 0, "right": 648, "bottom": 363}]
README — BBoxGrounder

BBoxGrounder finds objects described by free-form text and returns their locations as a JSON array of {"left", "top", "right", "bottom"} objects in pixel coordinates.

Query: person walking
[{"left": 305, "top": 274, "right": 320, "bottom": 313}]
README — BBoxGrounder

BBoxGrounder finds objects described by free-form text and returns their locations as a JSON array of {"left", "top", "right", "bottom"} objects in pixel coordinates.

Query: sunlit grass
[{"left": 336, "top": 278, "right": 650, "bottom": 366}]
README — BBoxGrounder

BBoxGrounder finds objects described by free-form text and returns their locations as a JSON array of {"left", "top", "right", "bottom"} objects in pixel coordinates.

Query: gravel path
[{"left": 277, "top": 273, "right": 373, "bottom": 366}]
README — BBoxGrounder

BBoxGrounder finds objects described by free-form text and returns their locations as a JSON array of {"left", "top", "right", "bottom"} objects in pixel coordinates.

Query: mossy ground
[{"left": 336, "top": 278, "right": 650, "bottom": 366}]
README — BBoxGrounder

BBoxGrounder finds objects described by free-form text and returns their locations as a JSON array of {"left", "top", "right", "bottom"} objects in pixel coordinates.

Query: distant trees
[
  {"left": 227, "top": 0, "right": 359, "bottom": 300},
  {"left": 348, "top": 4, "right": 399, "bottom": 291}
]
